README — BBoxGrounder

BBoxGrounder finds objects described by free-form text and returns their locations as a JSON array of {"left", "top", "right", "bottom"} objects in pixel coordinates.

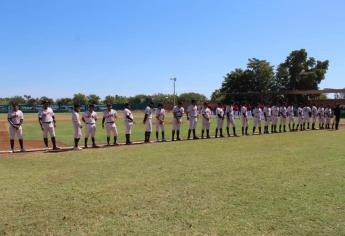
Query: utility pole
[{"left": 170, "top": 77, "right": 177, "bottom": 107}]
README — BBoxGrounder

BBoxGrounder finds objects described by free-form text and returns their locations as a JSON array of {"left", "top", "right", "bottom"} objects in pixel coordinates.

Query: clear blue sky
[{"left": 0, "top": 0, "right": 344, "bottom": 99}]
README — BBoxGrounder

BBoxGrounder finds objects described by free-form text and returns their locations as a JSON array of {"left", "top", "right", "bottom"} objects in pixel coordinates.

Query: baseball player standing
[
  {"left": 252, "top": 104, "right": 262, "bottom": 135},
  {"left": 287, "top": 105, "right": 295, "bottom": 132},
  {"left": 311, "top": 104, "right": 318, "bottom": 130},
  {"left": 124, "top": 103, "right": 134, "bottom": 145},
  {"left": 263, "top": 104, "right": 271, "bottom": 134},
  {"left": 155, "top": 103, "right": 166, "bottom": 142},
  {"left": 172, "top": 101, "right": 184, "bottom": 141},
  {"left": 225, "top": 104, "right": 237, "bottom": 137},
  {"left": 82, "top": 104, "right": 98, "bottom": 148},
  {"left": 296, "top": 105, "right": 304, "bottom": 131},
  {"left": 143, "top": 102, "right": 154, "bottom": 143},
  {"left": 241, "top": 105, "right": 249, "bottom": 135},
  {"left": 38, "top": 100, "right": 59, "bottom": 150},
  {"left": 279, "top": 105, "right": 287, "bottom": 132},
  {"left": 186, "top": 100, "right": 199, "bottom": 140},
  {"left": 215, "top": 103, "right": 225, "bottom": 138},
  {"left": 71, "top": 104, "right": 83, "bottom": 150},
  {"left": 271, "top": 105, "right": 279, "bottom": 133},
  {"left": 303, "top": 105, "right": 312, "bottom": 130},
  {"left": 8, "top": 102, "right": 25, "bottom": 153},
  {"left": 102, "top": 103, "right": 118, "bottom": 145},
  {"left": 201, "top": 102, "right": 212, "bottom": 139},
  {"left": 325, "top": 105, "right": 332, "bottom": 129},
  {"left": 318, "top": 105, "right": 325, "bottom": 129}
]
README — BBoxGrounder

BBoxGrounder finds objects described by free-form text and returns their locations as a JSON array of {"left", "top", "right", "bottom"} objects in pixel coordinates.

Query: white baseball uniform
[
  {"left": 312, "top": 106, "right": 318, "bottom": 124},
  {"left": 83, "top": 110, "right": 97, "bottom": 138},
  {"left": 215, "top": 107, "right": 224, "bottom": 129},
  {"left": 172, "top": 106, "right": 184, "bottom": 131},
  {"left": 225, "top": 105, "right": 235, "bottom": 128},
  {"left": 8, "top": 109, "right": 24, "bottom": 140},
  {"left": 201, "top": 107, "right": 211, "bottom": 130},
  {"left": 241, "top": 106, "right": 248, "bottom": 128},
  {"left": 287, "top": 106, "right": 295, "bottom": 124},
  {"left": 253, "top": 108, "right": 262, "bottom": 128},
  {"left": 271, "top": 106, "right": 279, "bottom": 125},
  {"left": 325, "top": 108, "right": 332, "bottom": 126},
  {"left": 103, "top": 109, "right": 118, "bottom": 137},
  {"left": 124, "top": 108, "right": 134, "bottom": 134},
  {"left": 318, "top": 107, "right": 325, "bottom": 126},
  {"left": 144, "top": 106, "right": 153, "bottom": 132},
  {"left": 187, "top": 105, "right": 198, "bottom": 130},
  {"left": 156, "top": 108, "right": 166, "bottom": 132},
  {"left": 279, "top": 106, "right": 287, "bottom": 126},
  {"left": 38, "top": 107, "right": 56, "bottom": 138},
  {"left": 303, "top": 106, "right": 311, "bottom": 123},
  {"left": 263, "top": 106, "right": 272, "bottom": 126},
  {"left": 297, "top": 107, "right": 304, "bottom": 125},
  {"left": 72, "top": 111, "right": 82, "bottom": 139}
]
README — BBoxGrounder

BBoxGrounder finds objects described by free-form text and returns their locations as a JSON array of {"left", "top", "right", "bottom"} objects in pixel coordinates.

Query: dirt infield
[{"left": 0, "top": 121, "right": 66, "bottom": 151}]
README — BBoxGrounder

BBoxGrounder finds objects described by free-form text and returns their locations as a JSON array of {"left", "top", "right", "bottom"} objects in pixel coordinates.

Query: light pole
[{"left": 170, "top": 77, "right": 177, "bottom": 107}]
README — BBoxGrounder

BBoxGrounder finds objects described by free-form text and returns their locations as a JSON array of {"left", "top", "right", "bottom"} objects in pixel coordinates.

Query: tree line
[
  {"left": 211, "top": 49, "right": 331, "bottom": 104},
  {"left": 0, "top": 93, "right": 207, "bottom": 107}
]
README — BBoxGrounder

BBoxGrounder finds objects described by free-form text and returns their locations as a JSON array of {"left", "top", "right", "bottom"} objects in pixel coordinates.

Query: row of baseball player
[{"left": 6, "top": 100, "right": 341, "bottom": 153}]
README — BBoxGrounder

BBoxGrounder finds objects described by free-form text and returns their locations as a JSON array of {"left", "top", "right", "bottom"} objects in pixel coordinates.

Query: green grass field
[{"left": 0, "top": 128, "right": 345, "bottom": 235}]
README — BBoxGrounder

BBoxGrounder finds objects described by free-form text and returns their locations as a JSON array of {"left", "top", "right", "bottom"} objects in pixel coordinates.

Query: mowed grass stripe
[{"left": 0, "top": 130, "right": 344, "bottom": 235}]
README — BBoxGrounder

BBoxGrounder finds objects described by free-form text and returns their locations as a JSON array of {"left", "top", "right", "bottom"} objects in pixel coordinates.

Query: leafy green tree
[
  {"left": 9, "top": 96, "right": 27, "bottom": 105},
  {"left": 276, "top": 49, "right": 329, "bottom": 103},
  {"left": 73, "top": 93, "right": 88, "bottom": 105},
  {"left": 56, "top": 98, "right": 73, "bottom": 105},
  {"left": 178, "top": 92, "right": 207, "bottom": 104},
  {"left": 87, "top": 94, "right": 101, "bottom": 105}
]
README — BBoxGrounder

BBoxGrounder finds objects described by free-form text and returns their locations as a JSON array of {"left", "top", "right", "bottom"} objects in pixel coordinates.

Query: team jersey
[
  {"left": 253, "top": 108, "right": 262, "bottom": 119},
  {"left": 241, "top": 106, "right": 248, "bottom": 117},
  {"left": 38, "top": 107, "right": 55, "bottom": 123},
  {"left": 8, "top": 110, "right": 24, "bottom": 125},
  {"left": 280, "top": 107, "right": 287, "bottom": 118},
  {"left": 72, "top": 111, "right": 81, "bottom": 126},
  {"left": 187, "top": 105, "right": 198, "bottom": 118},
  {"left": 318, "top": 107, "right": 325, "bottom": 117},
  {"left": 225, "top": 105, "right": 234, "bottom": 118},
  {"left": 83, "top": 111, "right": 97, "bottom": 124},
  {"left": 173, "top": 106, "right": 184, "bottom": 119},
  {"left": 303, "top": 106, "right": 311, "bottom": 117},
  {"left": 144, "top": 106, "right": 153, "bottom": 119},
  {"left": 201, "top": 107, "right": 212, "bottom": 120},
  {"left": 298, "top": 107, "right": 304, "bottom": 118},
  {"left": 156, "top": 108, "right": 166, "bottom": 121},
  {"left": 271, "top": 106, "right": 279, "bottom": 117},
  {"left": 263, "top": 106, "right": 271, "bottom": 117},
  {"left": 287, "top": 106, "right": 294, "bottom": 117},
  {"left": 312, "top": 106, "right": 318, "bottom": 117},
  {"left": 216, "top": 107, "right": 224, "bottom": 119},
  {"left": 124, "top": 108, "right": 134, "bottom": 123},
  {"left": 103, "top": 109, "right": 117, "bottom": 123},
  {"left": 325, "top": 108, "right": 332, "bottom": 117}
]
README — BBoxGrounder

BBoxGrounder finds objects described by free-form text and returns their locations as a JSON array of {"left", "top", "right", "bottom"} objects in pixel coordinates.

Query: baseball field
[{"left": 0, "top": 114, "right": 345, "bottom": 235}]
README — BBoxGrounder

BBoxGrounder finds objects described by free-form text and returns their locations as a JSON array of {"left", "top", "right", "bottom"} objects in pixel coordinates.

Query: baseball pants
[
  {"left": 9, "top": 125, "right": 23, "bottom": 140},
  {"left": 42, "top": 123, "right": 56, "bottom": 138}
]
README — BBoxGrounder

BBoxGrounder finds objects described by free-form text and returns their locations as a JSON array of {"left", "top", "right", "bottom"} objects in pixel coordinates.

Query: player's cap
[
  {"left": 158, "top": 103, "right": 163, "bottom": 107},
  {"left": 10, "top": 101, "right": 18, "bottom": 106},
  {"left": 106, "top": 103, "right": 112, "bottom": 107},
  {"left": 74, "top": 103, "right": 80, "bottom": 108},
  {"left": 88, "top": 104, "right": 95, "bottom": 108},
  {"left": 41, "top": 100, "right": 49, "bottom": 105}
]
